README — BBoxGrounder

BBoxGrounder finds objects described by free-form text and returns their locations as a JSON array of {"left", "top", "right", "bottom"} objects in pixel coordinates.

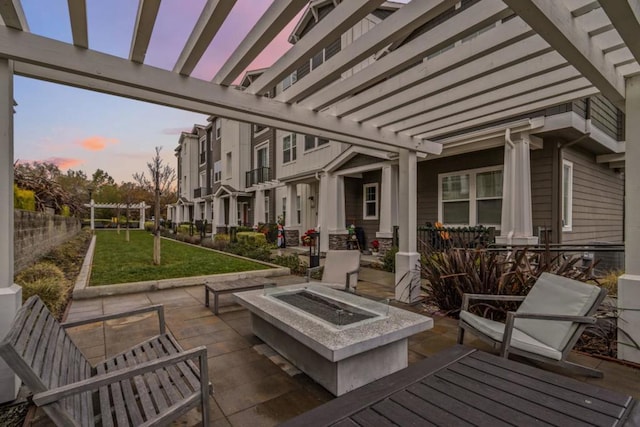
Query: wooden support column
[
  {"left": 619, "top": 74, "right": 640, "bottom": 363},
  {"left": 0, "top": 58, "right": 21, "bottom": 403}
]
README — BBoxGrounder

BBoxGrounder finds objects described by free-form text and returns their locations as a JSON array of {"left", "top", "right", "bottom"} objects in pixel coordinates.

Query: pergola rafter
[
  {"left": 67, "top": 0, "right": 88, "bottom": 48},
  {"left": 129, "top": 0, "right": 161, "bottom": 63}
]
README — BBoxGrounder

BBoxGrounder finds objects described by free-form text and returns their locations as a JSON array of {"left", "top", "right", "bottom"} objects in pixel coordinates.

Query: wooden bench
[
  {"left": 0, "top": 296, "right": 211, "bottom": 426},
  {"left": 205, "top": 277, "right": 275, "bottom": 314}
]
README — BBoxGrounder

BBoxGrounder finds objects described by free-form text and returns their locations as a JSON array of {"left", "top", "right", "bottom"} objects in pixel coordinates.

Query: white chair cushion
[
  {"left": 321, "top": 250, "right": 360, "bottom": 287},
  {"left": 460, "top": 311, "right": 562, "bottom": 360},
  {"left": 515, "top": 273, "right": 601, "bottom": 351}
]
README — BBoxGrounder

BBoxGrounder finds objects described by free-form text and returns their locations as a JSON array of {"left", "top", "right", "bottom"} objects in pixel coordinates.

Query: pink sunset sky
[{"left": 14, "top": 0, "right": 302, "bottom": 183}]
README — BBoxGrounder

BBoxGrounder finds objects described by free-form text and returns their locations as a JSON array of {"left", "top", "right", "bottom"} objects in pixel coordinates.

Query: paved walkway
[{"left": 31, "top": 267, "right": 640, "bottom": 426}]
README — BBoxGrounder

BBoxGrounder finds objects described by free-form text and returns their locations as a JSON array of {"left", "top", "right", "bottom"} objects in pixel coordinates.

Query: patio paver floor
[{"left": 28, "top": 267, "right": 640, "bottom": 426}]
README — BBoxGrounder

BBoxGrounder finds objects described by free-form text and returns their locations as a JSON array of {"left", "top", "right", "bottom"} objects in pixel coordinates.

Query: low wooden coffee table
[{"left": 205, "top": 277, "right": 275, "bottom": 314}]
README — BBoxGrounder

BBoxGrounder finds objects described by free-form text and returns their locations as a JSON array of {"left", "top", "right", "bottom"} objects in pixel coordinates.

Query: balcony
[
  {"left": 193, "top": 187, "right": 210, "bottom": 198},
  {"left": 246, "top": 167, "right": 270, "bottom": 187}
]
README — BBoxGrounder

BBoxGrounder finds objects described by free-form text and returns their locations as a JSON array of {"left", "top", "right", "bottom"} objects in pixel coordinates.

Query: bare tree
[{"left": 133, "top": 147, "right": 176, "bottom": 265}]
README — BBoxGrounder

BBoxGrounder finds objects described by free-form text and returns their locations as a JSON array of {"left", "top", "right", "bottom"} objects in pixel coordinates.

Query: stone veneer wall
[
  {"left": 376, "top": 237, "right": 393, "bottom": 255},
  {"left": 284, "top": 229, "right": 299, "bottom": 247},
  {"left": 14, "top": 210, "right": 81, "bottom": 273},
  {"left": 329, "top": 234, "right": 349, "bottom": 250}
]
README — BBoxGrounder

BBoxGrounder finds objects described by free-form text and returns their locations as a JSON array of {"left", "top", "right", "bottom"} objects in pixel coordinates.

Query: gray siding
[
  {"left": 530, "top": 143, "right": 554, "bottom": 238},
  {"left": 343, "top": 171, "right": 381, "bottom": 249},
  {"left": 562, "top": 147, "right": 624, "bottom": 244},
  {"left": 338, "top": 154, "right": 384, "bottom": 171}
]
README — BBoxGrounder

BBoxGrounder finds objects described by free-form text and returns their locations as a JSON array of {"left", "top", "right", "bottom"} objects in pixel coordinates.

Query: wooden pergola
[
  {"left": 83, "top": 201, "right": 148, "bottom": 230},
  {"left": 0, "top": 0, "right": 639, "bottom": 401}
]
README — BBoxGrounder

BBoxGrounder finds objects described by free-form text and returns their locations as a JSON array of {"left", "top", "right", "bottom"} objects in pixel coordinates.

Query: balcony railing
[
  {"left": 193, "top": 187, "right": 210, "bottom": 198},
  {"left": 246, "top": 167, "right": 270, "bottom": 187}
]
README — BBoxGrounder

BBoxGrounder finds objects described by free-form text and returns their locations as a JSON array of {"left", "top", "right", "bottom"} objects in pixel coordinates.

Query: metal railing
[{"left": 245, "top": 167, "right": 270, "bottom": 187}]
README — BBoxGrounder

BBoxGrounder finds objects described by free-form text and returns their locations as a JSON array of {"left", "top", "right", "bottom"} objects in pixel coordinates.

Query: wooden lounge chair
[
  {"left": 457, "top": 272, "right": 607, "bottom": 377},
  {"left": 306, "top": 250, "right": 360, "bottom": 292},
  {"left": 0, "top": 296, "right": 211, "bottom": 426}
]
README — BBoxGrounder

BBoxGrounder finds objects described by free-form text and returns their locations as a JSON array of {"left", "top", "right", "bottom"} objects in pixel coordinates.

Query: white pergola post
[
  {"left": 377, "top": 164, "right": 398, "bottom": 239},
  {"left": 285, "top": 184, "right": 297, "bottom": 229},
  {"left": 139, "top": 202, "right": 145, "bottom": 229},
  {"left": 318, "top": 173, "right": 329, "bottom": 252},
  {"left": 228, "top": 195, "right": 238, "bottom": 227},
  {"left": 395, "top": 150, "right": 420, "bottom": 303},
  {"left": 619, "top": 74, "right": 640, "bottom": 363},
  {"left": 0, "top": 58, "right": 22, "bottom": 403},
  {"left": 90, "top": 199, "right": 95, "bottom": 230},
  {"left": 325, "top": 174, "right": 347, "bottom": 250},
  {"left": 254, "top": 188, "right": 265, "bottom": 226},
  {"left": 495, "top": 131, "right": 538, "bottom": 245}
]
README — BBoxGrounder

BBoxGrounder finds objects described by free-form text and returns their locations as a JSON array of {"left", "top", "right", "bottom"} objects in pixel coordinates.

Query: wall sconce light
[{"left": 308, "top": 196, "right": 316, "bottom": 209}]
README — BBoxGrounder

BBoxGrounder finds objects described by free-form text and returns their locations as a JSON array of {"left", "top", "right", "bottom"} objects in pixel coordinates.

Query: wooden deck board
[{"left": 281, "top": 345, "right": 638, "bottom": 427}]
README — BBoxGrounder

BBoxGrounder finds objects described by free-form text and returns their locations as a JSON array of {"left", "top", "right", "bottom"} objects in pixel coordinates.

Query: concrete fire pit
[{"left": 234, "top": 283, "right": 433, "bottom": 396}]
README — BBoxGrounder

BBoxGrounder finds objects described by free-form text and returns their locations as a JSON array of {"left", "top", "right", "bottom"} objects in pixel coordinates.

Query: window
[
  {"left": 226, "top": 152, "right": 232, "bottom": 177},
  {"left": 213, "top": 161, "right": 221, "bottom": 182},
  {"left": 283, "top": 134, "right": 297, "bottom": 163},
  {"left": 215, "top": 119, "right": 221, "bottom": 139},
  {"left": 264, "top": 196, "right": 270, "bottom": 223},
  {"left": 199, "top": 138, "right": 206, "bottom": 164},
  {"left": 304, "top": 135, "right": 329, "bottom": 151},
  {"left": 363, "top": 183, "right": 378, "bottom": 220},
  {"left": 439, "top": 167, "right": 503, "bottom": 226},
  {"left": 256, "top": 144, "right": 269, "bottom": 168},
  {"left": 311, "top": 50, "right": 324, "bottom": 71},
  {"left": 296, "top": 196, "right": 301, "bottom": 224},
  {"left": 199, "top": 171, "right": 205, "bottom": 188},
  {"left": 562, "top": 160, "right": 573, "bottom": 231},
  {"left": 282, "top": 70, "right": 297, "bottom": 90}
]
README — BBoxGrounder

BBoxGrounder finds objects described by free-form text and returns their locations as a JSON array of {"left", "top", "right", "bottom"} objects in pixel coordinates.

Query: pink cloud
[
  {"left": 42, "top": 157, "right": 83, "bottom": 170},
  {"left": 78, "top": 136, "right": 119, "bottom": 151}
]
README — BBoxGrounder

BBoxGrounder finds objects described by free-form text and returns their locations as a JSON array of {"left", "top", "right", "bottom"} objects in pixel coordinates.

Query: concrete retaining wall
[{"left": 14, "top": 210, "right": 81, "bottom": 273}]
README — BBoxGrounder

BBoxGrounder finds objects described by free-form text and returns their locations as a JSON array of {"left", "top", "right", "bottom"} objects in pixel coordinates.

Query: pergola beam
[
  {"left": 377, "top": 55, "right": 573, "bottom": 132},
  {"left": 212, "top": 0, "right": 308, "bottom": 86},
  {"left": 503, "top": 0, "right": 626, "bottom": 111},
  {"left": 325, "top": 16, "right": 535, "bottom": 118},
  {"left": 276, "top": 0, "right": 460, "bottom": 104},
  {"left": 305, "top": 0, "right": 512, "bottom": 112},
  {"left": 417, "top": 85, "right": 599, "bottom": 140},
  {"left": 349, "top": 36, "right": 554, "bottom": 123},
  {"left": 245, "top": 0, "right": 386, "bottom": 95},
  {"left": 599, "top": 0, "right": 640, "bottom": 65},
  {"left": 67, "top": 0, "right": 88, "bottom": 48},
  {"left": 5, "top": 28, "right": 439, "bottom": 154},
  {"left": 173, "top": 0, "right": 237, "bottom": 76},
  {"left": 0, "top": 0, "right": 28, "bottom": 31},
  {"left": 129, "top": 0, "right": 161, "bottom": 63}
]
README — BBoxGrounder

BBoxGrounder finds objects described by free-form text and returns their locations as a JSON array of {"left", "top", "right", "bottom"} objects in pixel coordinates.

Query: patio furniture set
[{"left": 1, "top": 252, "right": 637, "bottom": 425}]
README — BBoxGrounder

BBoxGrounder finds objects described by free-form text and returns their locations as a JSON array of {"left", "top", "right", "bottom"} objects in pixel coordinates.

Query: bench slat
[
  {"left": 13, "top": 300, "right": 46, "bottom": 355},
  {"left": 42, "top": 327, "right": 65, "bottom": 389},
  {"left": 122, "top": 348, "right": 157, "bottom": 422},
  {"left": 115, "top": 354, "right": 144, "bottom": 426},
  {"left": 144, "top": 341, "right": 183, "bottom": 406},
  {"left": 22, "top": 304, "right": 50, "bottom": 366},
  {"left": 159, "top": 335, "right": 200, "bottom": 392},
  {"left": 134, "top": 342, "right": 170, "bottom": 412},
  {"left": 96, "top": 363, "right": 114, "bottom": 427},
  {"left": 3, "top": 297, "right": 40, "bottom": 348},
  {"left": 32, "top": 315, "right": 56, "bottom": 378},
  {"left": 106, "top": 358, "right": 129, "bottom": 426},
  {"left": 153, "top": 337, "right": 193, "bottom": 398}
]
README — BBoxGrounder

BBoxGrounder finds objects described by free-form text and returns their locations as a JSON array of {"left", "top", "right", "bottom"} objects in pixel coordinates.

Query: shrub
[
  {"left": 144, "top": 221, "right": 154, "bottom": 232},
  {"left": 237, "top": 231, "right": 267, "bottom": 245},
  {"left": 14, "top": 184, "right": 36, "bottom": 211},
  {"left": 225, "top": 240, "right": 272, "bottom": 262},
  {"left": 272, "top": 254, "right": 308, "bottom": 275},
  {"left": 15, "top": 262, "right": 69, "bottom": 318},
  {"left": 420, "top": 247, "right": 597, "bottom": 318},
  {"left": 381, "top": 246, "right": 398, "bottom": 272},
  {"left": 60, "top": 205, "right": 71, "bottom": 217},
  {"left": 237, "top": 226, "right": 254, "bottom": 233}
]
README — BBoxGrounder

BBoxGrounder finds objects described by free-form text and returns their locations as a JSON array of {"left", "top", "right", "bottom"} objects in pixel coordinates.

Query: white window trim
[
  {"left": 215, "top": 119, "right": 221, "bottom": 139},
  {"left": 199, "top": 137, "right": 207, "bottom": 166},
  {"left": 213, "top": 160, "right": 222, "bottom": 183},
  {"left": 363, "top": 183, "right": 379, "bottom": 220},
  {"left": 310, "top": 48, "right": 326, "bottom": 71},
  {"left": 437, "top": 165, "right": 503, "bottom": 227},
  {"left": 282, "top": 70, "right": 297, "bottom": 90},
  {"left": 562, "top": 159, "right": 573, "bottom": 232}
]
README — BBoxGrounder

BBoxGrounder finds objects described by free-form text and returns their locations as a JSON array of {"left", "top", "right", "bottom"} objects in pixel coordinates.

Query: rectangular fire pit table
[{"left": 233, "top": 283, "right": 433, "bottom": 396}]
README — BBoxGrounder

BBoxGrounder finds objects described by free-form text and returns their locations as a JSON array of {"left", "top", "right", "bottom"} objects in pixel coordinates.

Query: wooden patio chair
[
  {"left": 0, "top": 296, "right": 211, "bottom": 426},
  {"left": 457, "top": 272, "right": 607, "bottom": 377},
  {"left": 306, "top": 250, "right": 361, "bottom": 292}
]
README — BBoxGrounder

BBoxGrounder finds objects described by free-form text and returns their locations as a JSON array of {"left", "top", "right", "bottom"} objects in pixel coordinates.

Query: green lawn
[{"left": 90, "top": 230, "right": 269, "bottom": 286}]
